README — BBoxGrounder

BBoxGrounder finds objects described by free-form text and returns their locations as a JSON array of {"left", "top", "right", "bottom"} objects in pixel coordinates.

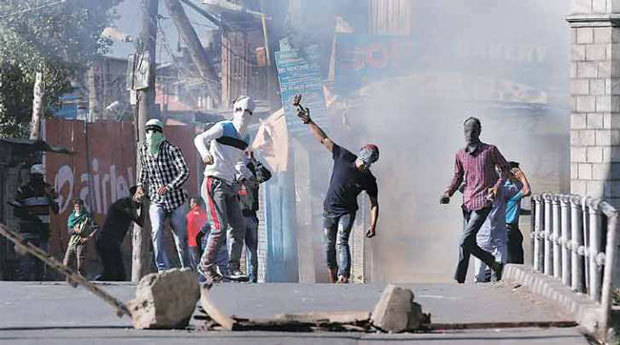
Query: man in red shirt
[
  {"left": 186, "top": 197, "right": 208, "bottom": 269},
  {"left": 440, "top": 117, "right": 510, "bottom": 283}
]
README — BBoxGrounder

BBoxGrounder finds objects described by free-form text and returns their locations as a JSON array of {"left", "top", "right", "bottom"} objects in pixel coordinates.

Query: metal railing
[{"left": 530, "top": 193, "right": 618, "bottom": 335}]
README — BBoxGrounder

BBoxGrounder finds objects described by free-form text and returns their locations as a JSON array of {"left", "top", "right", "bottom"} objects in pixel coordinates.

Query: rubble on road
[
  {"left": 128, "top": 268, "right": 200, "bottom": 329},
  {"left": 197, "top": 284, "right": 431, "bottom": 333}
]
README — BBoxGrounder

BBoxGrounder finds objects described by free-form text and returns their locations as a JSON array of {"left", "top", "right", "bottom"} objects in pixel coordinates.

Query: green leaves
[{"left": 0, "top": 0, "right": 122, "bottom": 137}]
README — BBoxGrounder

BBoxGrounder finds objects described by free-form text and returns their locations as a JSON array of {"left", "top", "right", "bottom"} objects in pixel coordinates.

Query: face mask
[{"left": 146, "top": 130, "right": 165, "bottom": 155}]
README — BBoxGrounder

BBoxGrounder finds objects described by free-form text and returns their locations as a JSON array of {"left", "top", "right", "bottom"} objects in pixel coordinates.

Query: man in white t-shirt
[{"left": 194, "top": 95, "right": 254, "bottom": 283}]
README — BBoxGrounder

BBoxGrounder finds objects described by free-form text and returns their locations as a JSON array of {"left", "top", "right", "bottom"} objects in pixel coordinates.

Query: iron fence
[{"left": 530, "top": 193, "right": 618, "bottom": 334}]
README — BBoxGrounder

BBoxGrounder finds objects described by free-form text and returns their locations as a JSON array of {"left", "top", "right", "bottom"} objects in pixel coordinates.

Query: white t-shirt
[{"left": 194, "top": 121, "right": 249, "bottom": 184}]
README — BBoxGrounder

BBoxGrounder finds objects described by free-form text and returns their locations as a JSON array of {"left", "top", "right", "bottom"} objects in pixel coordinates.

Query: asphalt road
[{"left": 0, "top": 281, "right": 593, "bottom": 344}]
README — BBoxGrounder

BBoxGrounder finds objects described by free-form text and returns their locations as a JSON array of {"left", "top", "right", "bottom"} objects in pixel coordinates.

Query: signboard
[{"left": 275, "top": 45, "right": 329, "bottom": 138}]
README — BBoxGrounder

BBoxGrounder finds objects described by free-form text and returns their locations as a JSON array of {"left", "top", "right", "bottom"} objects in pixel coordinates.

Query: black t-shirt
[
  {"left": 97, "top": 197, "right": 142, "bottom": 244},
  {"left": 324, "top": 144, "right": 378, "bottom": 216}
]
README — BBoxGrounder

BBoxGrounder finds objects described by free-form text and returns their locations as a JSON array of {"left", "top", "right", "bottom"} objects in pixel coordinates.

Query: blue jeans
[
  {"left": 244, "top": 213, "right": 259, "bottom": 282},
  {"left": 149, "top": 203, "right": 190, "bottom": 271},
  {"left": 323, "top": 212, "right": 356, "bottom": 278}
]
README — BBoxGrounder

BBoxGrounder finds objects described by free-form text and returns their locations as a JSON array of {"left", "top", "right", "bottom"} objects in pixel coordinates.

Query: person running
[{"left": 440, "top": 117, "right": 510, "bottom": 283}]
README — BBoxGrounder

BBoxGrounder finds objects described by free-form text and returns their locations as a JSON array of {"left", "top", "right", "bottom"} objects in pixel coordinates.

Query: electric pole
[{"left": 132, "top": 0, "right": 159, "bottom": 282}]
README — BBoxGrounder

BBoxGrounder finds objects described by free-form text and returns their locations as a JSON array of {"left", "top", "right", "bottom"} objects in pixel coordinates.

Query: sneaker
[
  {"left": 228, "top": 269, "right": 246, "bottom": 279},
  {"left": 197, "top": 265, "right": 223, "bottom": 284},
  {"left": 337, "top": 275, "right": 349, "bottom": 284}
]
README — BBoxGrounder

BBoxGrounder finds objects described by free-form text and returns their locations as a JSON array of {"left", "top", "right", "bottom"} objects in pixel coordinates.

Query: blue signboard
[{"left": 275, "top": 45, "right": 329, "bottom": 138}]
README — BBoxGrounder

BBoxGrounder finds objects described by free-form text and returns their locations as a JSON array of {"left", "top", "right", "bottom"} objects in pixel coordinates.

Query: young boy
[{"left": 63, "top": 199, "right": 98, "bottom": 277}]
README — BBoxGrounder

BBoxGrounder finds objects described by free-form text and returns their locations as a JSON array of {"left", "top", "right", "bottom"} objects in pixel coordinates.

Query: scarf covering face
[
  {"left": 359, "top": 144, "right": 380, "bottom": 165},
  {"left": 146, "top": 131, "right": 166, "bottom": 155},
  {"left": 68, "top": 209, "right": 88, "bottom": 229}
]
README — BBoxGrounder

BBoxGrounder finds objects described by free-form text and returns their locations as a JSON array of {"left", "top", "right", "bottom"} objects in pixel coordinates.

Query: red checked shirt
[{"left": 445, "top": 143, "right": 509, "bottom": 211}]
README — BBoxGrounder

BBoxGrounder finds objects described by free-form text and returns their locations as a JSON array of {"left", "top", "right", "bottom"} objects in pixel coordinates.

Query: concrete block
[
  {"left": 579, "top": 163, "right": 593, "bottom": 179},
  {"left": 571, "top": 130, "right": 581, "bottom": 146},
  {"left": 127, "top": 268, "right": 200, "bottom": 329},
  {"left": 580, "top": 130, "right": 596, "bottom": 145},
  {"left": 604, "top": 113, "right": 612, "bottom": 128},
  {"left": 588, "top": 146, "right": 604, "bottom": 162},
  {"left": 587, "top": 44, "right": 607, "bottom": 60},
  {"left": 591, "top": 163, "right": 609, "bottom": 179},
  {"left": 595, "top": 129, "right": 610, "bottom": 145},
  {"left": 577, "top": 28, "right": 594, "bottom": 44},
  {"left": 571, "top": 62, "right": 578, "bottom": 78},
  {"left": 592, "top": 0, "right": 607, "bottom": 12},
  {"left": 591, "top": 79, "right": 606, "bottom": 95},
  {"left": 572, "top": 113, "right": 588, "bottom": 129},
  {"left": 371, "top": 285, "right": 425, "bottom": 332},
  {"left": 610, "top": 0, "right": 620, "bottom": 13},
  {"left": 599, "top": 61, "right": 612, "bottom": 77},
  {"left": 596, "top": 95, "right": 612, "bottom": 112},
  {"left": 571, "top": 79, "right": 589, "bottom": 95},
  {"left": 571, "top": 163, "right": 579, "bottom": 178},
  {"left": 587, "top": 113, "right": 604, "bottom": 128},
  {"left": 571, "top": 147, "right": 587, "bottom": 162},
  {"left": 572, "top": 45, "right": 587, "bottom": 61},
  {"left": 577, "top": 96, "right": 596, "bottom": 112},
  {"left": 577, "top": 61, "right": 598, "bottom": 78},
  {"left": 571, "top": 0, "right": 592, "bottom": 13},
  {"left": 594, "top": 27, "right": 612, "bottom": 43}
]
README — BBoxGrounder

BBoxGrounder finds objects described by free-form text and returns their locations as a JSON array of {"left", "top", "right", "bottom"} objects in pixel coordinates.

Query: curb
[{"left": 503, "top": 264, "right": 603, "bottom": 334}]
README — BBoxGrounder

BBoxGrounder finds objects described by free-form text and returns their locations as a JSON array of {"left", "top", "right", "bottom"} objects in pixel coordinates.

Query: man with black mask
[{"left": 440, "top": 117, "right": 511, "bottom": 283}]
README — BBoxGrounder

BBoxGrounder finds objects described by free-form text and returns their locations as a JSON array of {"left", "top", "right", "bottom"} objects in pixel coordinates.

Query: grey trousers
[
  {"left": 200, "top": 176, "right": 245, "bottom": 272},
  {"left": 454, "top": 206, "right": 497, "bottom": 283}
]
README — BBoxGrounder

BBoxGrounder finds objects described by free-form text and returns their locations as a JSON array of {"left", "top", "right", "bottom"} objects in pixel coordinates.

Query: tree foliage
[{"left": 0, "top": 0, "right": 122, "bottom": 138}]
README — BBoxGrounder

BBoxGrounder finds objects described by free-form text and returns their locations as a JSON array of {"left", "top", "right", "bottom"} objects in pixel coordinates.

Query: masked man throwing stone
[{"left": 296, "top": 99, "right": 380, "bottom": 284}]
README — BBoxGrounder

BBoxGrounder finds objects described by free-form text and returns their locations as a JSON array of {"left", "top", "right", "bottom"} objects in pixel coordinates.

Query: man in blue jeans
[
  {"left": 136, "top": 119, "right": 191, "bottom": 272},
  {"left": 296, "top": 100, "right": 380, "bottom": 284}
]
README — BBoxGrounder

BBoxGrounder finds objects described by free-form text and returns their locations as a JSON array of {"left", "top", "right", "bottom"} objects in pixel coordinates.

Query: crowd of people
[{"left": 9, "top": 95, "right": 529, "bottom": 285}]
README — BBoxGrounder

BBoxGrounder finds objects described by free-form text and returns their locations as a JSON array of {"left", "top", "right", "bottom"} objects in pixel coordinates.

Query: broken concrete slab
[
  {"left": 128, "top": 268, "right": 200, "bottom": 329},
  {"left": 370, "top": 284, "right": 426, "bottom": 333}
]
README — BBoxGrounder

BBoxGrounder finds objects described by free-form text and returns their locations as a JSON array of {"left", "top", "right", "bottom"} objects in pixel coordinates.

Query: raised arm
[
  {"left": 513, "top": 167, "right": 532, "bottom": 197},
  {"left": 296, "top": 106, "right": 334, "bottom": 152}
]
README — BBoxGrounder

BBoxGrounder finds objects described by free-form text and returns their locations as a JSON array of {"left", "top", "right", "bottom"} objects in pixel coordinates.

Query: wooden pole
[
  {"left": 0, "top": 223, "right": 131, "bottom": 317},
  {"left": 132, "top": 0, "right": 158, "bottom": 283}
]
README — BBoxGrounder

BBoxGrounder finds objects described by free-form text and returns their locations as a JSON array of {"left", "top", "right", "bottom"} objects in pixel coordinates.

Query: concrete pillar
[{"left": 568, "top": 2, "right": 620, "bottom": 207}]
